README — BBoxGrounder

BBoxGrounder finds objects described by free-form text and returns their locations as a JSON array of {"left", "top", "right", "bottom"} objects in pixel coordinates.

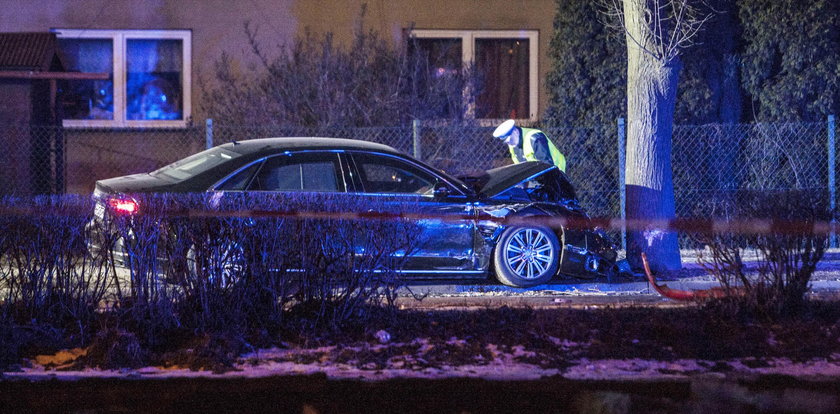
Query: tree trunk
[
  {"left": 711, "top": 55, "right": 741, "bottom": 194},
  {"left": 623, "top": 0, "right": 682, "bottom": 272}
]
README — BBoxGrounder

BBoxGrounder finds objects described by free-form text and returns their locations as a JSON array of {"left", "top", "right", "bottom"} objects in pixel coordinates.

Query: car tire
[
  {"left": 186, "top": 241, "right": 246, "bottom": 288},
  {"left": 493, "top": 225, "right": 561, "bottom": 288}
]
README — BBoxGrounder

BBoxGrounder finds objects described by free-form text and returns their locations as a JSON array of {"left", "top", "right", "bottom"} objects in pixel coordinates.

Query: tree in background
[
  {"left": 739, "top": 0, "right": 840, "bottom": 122},
  {"left": 545, "top": 0, "right": 626, "bottom": 127},
  {"left": 675, "top": 0, "right": 742, "bottom": 125},
  {"left": 673, "top": 0, "right": 742, "bottom": 195},
  {"left": 549, "top": 0, "right": 840, "bottom": 126},
  {"left": 602, "top": 0, "right": 713, "bottom": 272},
  {"left": 543, "top": 0, "right": 628, "bottom": 220},
  {"left": 544, "top": 0, "right": 738, "bottom": 222}
]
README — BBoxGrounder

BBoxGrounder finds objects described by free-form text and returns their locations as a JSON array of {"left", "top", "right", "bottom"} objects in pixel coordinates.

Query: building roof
[{"left": 0, "top": 32, "right": 61, "bottom": 71}]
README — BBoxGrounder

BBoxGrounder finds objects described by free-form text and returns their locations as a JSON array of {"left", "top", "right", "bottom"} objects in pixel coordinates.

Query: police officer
[{"left": 493, "top": 119, "right": 566, "bottom": 173}]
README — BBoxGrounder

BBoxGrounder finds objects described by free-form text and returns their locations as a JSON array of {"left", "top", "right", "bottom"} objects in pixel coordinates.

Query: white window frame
[
  {"left": 53, "top": 29, "right": 192, "bottom": 128},
  {"left": 409, "top": 29, "right": 539, "bottom": 123}
]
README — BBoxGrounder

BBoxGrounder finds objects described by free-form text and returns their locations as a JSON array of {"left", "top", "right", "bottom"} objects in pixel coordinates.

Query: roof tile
[{"left": 0, "top": 32, "right": 58, "bottom": 71}]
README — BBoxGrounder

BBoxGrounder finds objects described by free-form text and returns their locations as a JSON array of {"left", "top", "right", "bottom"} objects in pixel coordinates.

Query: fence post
[
  {"left": 829, "top": 114, "right": 837, "bottom": 248},
  {"left": 618, "top": 117, "right": 626, "bottom": 252},
  {"left": 205, "top": 118, "right": 214, "bottom": 150},
  {"left": 412, "top": 119, "right": 422, "bottom": 160}
]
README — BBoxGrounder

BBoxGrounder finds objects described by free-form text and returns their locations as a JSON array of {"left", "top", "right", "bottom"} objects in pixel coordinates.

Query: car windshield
[{"left": 151, "top": 147, "right": 240, "bottom": 180}]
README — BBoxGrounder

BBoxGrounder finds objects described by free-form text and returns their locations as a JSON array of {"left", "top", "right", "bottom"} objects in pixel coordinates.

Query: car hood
[{"left": 463, "top": 162, "right": 557, "bottom": 198}]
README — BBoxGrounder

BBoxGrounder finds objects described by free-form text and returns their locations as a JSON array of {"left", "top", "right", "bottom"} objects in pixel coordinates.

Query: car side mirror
[{"left": 433, "top": 182, "right": 450, "bottom": 199}]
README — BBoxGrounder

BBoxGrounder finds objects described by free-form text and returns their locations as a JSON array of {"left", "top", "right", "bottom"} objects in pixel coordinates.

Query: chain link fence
[
  {"left": 672, "top": 121, "right": 831, "bottom": 217},
  {"left": 1, "top": 125, "right": 205, "bottom": 195},
  {"left": 1, "top": 117, "right": 835, "bottom": 223}
]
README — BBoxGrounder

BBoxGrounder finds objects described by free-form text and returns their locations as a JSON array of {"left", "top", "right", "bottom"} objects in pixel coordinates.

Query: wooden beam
[{"left": 0, "top": 71, "right": 109, "bottom": 80}]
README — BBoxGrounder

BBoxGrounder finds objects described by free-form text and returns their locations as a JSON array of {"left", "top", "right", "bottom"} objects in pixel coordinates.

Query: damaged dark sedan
[{"left": 91, "top": 137, "right": 620, "bottom": 288}]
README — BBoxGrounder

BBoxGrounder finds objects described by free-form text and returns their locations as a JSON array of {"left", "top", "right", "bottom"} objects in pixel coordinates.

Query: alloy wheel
[{"left": 504, "top": 228, "right": 555, "bottom": 280}]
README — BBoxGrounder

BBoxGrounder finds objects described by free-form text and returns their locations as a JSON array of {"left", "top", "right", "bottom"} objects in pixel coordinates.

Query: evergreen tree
[
  {"left": 675, "top": 0, "right": 742, "bottom": 124},
  {"left": 544, "top": 0, "right": 626, "bottom": 127},
  {"left": 543, "top": 0, "right": 628, "bottom": 220},
  {"left": 739, "top": 0, "right": 840, "bottom": 121}
]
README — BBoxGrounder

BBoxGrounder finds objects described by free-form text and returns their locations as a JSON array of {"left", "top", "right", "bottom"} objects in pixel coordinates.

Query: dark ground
[
  {"left": 5, "top": 301, "right": 840, "bottom": 413},
  {"left": 2, "top": 373, "right": 839, "bottom": 413}
]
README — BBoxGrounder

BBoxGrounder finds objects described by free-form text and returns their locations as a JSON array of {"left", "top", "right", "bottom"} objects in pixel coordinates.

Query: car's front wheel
[{"left": 493, "top": 226, "right": 561, "bottom": 288}]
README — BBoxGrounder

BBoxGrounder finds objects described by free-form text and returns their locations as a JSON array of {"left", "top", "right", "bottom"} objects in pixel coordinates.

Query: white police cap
[{"left": 492, "top": 119, "right": 516, "bottom": 139}]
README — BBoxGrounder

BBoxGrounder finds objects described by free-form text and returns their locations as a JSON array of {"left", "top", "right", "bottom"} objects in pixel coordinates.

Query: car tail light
[{"left": 107, "top": 196, "right": 139, "bottom": 215}]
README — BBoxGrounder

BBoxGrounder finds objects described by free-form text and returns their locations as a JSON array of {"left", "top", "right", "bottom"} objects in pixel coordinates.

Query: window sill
[{"left": 62, "top": 119, "right": 191, "bottom": 129}]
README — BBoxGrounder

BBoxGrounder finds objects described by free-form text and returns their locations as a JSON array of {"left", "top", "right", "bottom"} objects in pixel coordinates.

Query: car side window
[
  {"left": 215, "top": 161, "right": 262, "bottom": 191},
  {"left": 248, "top": 152, "right": 341, "bottom": 192},
  {"left": 352, "top": 152, "right": 442, "bottom": 195}
]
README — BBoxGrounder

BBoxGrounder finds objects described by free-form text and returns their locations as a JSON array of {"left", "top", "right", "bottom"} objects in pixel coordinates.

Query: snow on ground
[{"left": 6, "top": 344, "right": 840, "bottom": 383}]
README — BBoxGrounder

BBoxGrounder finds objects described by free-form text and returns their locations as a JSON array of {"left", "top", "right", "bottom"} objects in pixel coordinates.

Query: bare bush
[
  {"left": 199, "top": 7, "right": 476, "bottom": 127},
  {"left": 105, "top": 192, "right": 422, "bottom": 333},
  {"left": 101, "top": 194, "right": 182, "bottom": 346},
  {"left": 272, "top": 194, "right": 421, "bottom": 329},
  {"left": 695, "top": 190, "right": 831, "bottom": 316},
  {"left": 0, "top": 196, "right": 109, "bottom": 336},
  {"left": 0, "top": 192, "right": 422, "bottom": 365},
  {"left": 0, "top": 196, "right": 112, "bottom": 367}
]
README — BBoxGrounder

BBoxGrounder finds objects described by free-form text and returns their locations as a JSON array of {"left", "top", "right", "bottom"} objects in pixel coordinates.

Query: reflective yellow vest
[{"left": 508, "top": 127, "right": 567, "bottom": 173}]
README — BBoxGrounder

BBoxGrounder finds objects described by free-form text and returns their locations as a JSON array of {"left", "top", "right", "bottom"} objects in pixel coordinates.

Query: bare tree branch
[{"left": 597, "top": 0, "right": 715, "bottom": 63}]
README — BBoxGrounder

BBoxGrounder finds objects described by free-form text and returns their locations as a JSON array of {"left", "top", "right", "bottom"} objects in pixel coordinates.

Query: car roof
[
  {"left": 215, "top": 137, "right": 473, "bottom": 195},
  {"left": 220, "top": 137, "right": 402, "bottom": 157}
]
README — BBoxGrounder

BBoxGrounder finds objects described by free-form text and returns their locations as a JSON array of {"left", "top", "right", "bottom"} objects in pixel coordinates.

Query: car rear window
[{"left": 151, "top": 147, "right": 240, "bottom": 181}]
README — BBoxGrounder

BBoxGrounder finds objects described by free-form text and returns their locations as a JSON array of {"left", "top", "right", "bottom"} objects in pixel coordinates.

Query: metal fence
[{"left": 1, "top": 117, "right": 836, "bottom": 222}]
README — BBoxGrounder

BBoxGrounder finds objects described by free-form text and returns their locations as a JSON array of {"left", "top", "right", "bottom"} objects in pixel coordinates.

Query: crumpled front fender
[{"left": 474, "top": 202, "right": 618, "bottom": 278}]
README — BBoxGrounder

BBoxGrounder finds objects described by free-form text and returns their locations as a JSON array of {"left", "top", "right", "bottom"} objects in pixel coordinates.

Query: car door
[
  {"left": 210, "top": 150, "right": 348, "bottom": 231},
  {"left": 208, "top": 150, "right": 351, "bottom": 269},
  {"left": 347, "top": 151, "right": 480, "bottom": 274}
]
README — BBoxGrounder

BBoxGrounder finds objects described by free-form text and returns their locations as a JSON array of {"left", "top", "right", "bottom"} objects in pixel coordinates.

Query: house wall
[
  {"left": 63, "top": 128, "right": 206, "bottom": 194},
  {"left": 0, "top": 0, "right": 299, "bottom": 119},
  {"left": 0, "top": 0, "right": 555, "bottom": 120},
  {"left": 0, "top": 81, "right": 33, "bottom": 195},
  {"left": 293, "top": 0, "right": 556, "bottom": 116},
  {"left": 0, "top": 81, "right": 31, "bottom": 124}
]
